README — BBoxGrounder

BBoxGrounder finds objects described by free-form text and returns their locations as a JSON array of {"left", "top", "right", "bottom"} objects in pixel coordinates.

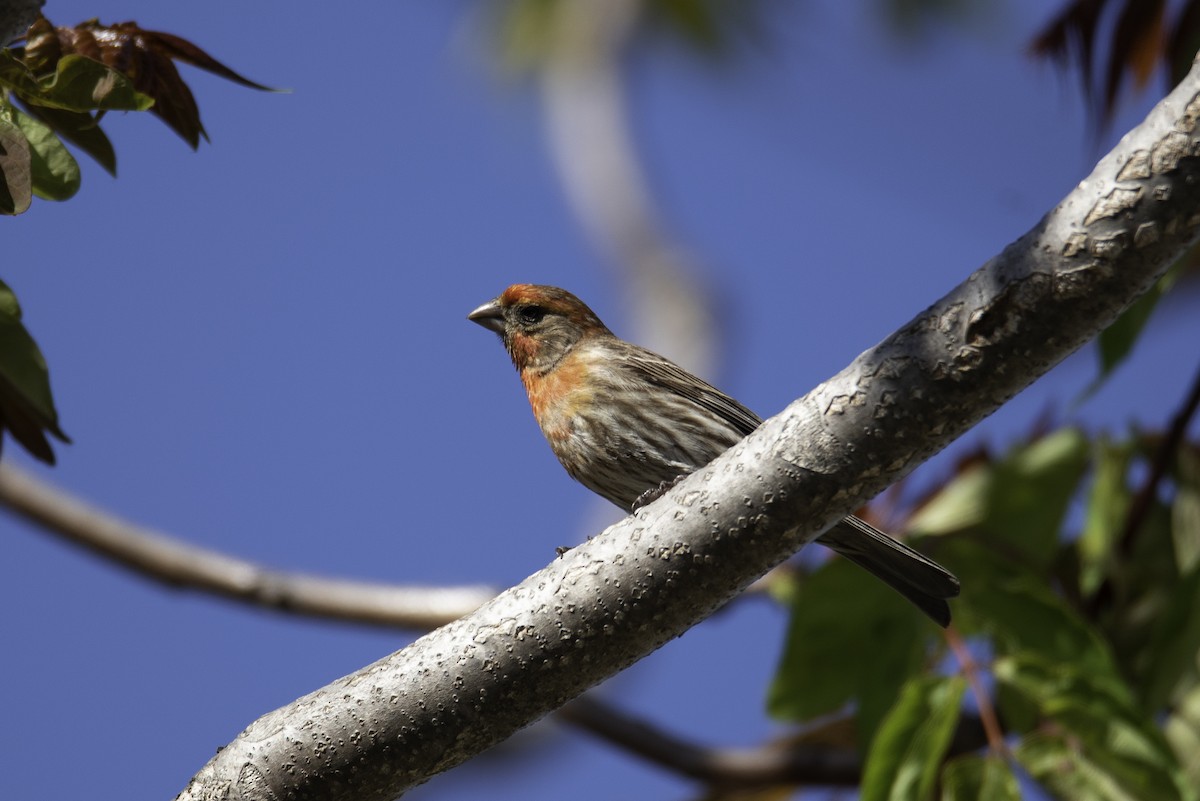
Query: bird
[{"left": 468, "top": 283, "right": 960, "bottom": 626}]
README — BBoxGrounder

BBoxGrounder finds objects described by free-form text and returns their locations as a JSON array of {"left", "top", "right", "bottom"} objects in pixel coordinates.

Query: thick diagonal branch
[{"left": 177, "top": 62, "right": 1200, "bottom": 801}]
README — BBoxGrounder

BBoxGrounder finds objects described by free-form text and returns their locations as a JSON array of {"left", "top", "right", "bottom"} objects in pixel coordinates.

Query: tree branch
[
  {"left": 539, "top": 0, "right": 719, "bottom": 377},
  {"left": 0, "top": 463, "right": 494, "bottom": 629},
  {"left": 559, "top": 696, "right": 990, "bottom": 788},
  {"left": 945, "top": 624, "right": 1007, "bottom": 756},
  {"left": 0, "top": 461, "right": 879, "bottom": 788},
  {"left": 559, "top": 695, "right": 860, "bottom": 787},
  {"left": 175, "top": 58, "right": 1200, "bottom": 801},
  {"left": 1118, "top": 358, "right": 1200, "bottom": 554},
  {"left": 2, "top": 457, "right": 900, "bottom": 788}
]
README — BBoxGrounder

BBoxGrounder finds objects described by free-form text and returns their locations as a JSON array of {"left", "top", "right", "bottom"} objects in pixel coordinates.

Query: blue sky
[{"left": 3, "top": 1, "right": 1197, "bottom": 799}]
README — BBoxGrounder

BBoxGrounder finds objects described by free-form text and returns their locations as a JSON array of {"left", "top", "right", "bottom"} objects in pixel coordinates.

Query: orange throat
[{"left": 519, "top": 354, "right": 591, "bottom": 445}]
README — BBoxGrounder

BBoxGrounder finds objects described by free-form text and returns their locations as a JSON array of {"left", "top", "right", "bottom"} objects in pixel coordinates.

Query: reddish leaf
[
  {"left": 21, "top": 17, "right": 273, "bottom": 148},
  {"left": 1168, "top": 0, "right": 1200, "bottom": 86},
  {"left": 147, "top": 31, "right": 273, "bottom": 91},
  {"left": 1029, "top": 0, "right": 1200, "bottom": 133},
  {"left": 1030, "top": 0, "right": 1111, "bottom": 110},
  {"left": 1104, "top": 0, "right": 1165, "bottom": 127}
]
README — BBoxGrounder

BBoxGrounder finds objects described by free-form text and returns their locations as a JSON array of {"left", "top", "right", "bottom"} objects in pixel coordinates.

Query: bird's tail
[{"left": 816, "top": 515, "right": 960, "bottom": 627}]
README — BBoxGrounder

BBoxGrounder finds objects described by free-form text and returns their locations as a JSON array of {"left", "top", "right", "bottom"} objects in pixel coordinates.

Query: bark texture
[{"left": 178, "top": 60, "right": 1200, "bottom": 801}]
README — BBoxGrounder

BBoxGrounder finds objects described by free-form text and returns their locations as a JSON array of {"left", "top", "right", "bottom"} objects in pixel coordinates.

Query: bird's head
[{"left": 468, "top": 284, "right": 610, "bottom": 373}]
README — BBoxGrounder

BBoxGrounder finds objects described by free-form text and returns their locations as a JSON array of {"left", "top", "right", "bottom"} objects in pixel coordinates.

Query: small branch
[
  {"left": 1118, "top": 359, "right": 1200, "bottom": 555},
  {"left": 559, "top": 696, "right": 991, "bottom": 789},
  {"left": 945, "top": 625, "right": 1007, "bottom": 756},
  {"left": 0, "top": 460, "right": 871, "bottom": 790},
  {"left": 1, "top": 459, "right": 978, "bottom": 791},
  {"left": 1088, "top": 360, "right": 1200, "bottom": 614},
  {"left": 540, "top": 0, "right": 719, "bottom": 378},
  {"left": 0, "top": 463, "right": 494, "bottom": 629},
  {"left": 560, "top": 696, "right": 858, "bottom": 787}
]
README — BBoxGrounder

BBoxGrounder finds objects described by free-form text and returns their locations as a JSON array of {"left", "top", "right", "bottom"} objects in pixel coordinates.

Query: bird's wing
[{"left": 624, "top": 351, "right": 763, "bottom": 437}]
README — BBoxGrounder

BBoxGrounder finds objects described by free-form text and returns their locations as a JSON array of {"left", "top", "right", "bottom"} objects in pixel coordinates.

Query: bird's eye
[{"left": 518, "top": 305, "right": 546, "bottom": 325}]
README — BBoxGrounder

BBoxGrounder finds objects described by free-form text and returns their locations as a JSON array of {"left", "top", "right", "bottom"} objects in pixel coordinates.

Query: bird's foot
[{"left": 632, "top": 475, "right": 687, "bottom": 511}]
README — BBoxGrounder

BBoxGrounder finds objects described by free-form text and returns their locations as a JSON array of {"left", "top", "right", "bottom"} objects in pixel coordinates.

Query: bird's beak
[{"left": 467, "top": 299, "right": 506, "bottom": 335}]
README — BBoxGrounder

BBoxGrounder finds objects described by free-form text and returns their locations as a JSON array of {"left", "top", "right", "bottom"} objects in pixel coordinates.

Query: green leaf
[
  {"left": 1102, "top": 490, "right": 1182, "bottom": 696},
  {"left": 955, "top": 571, "right": 1126, "bottom": 736},
  {"left": 0, "top": 50, "right": 40, "bottom": 95},
  {"left": 1165, "top": 684, "right": 1200, "bottom": 789},
  {"left": 940, "top": 754, "right": 1021, "bottom": 801},
  {"left": 1088, "top": 262, "right": 1183, "bottom": 394},
  {"left": 10, "top": 106, "right": 80, "bottom": 201},
  {"left": 0, "top": 279, "right": 70, "bottom": 464},
  {"left": 490, "top": 0, "right": 560, "bottom": 74},
  {"left": 1017, "top": 733, "right": 1143, "bottom": 801},
  {"left": 860, "top": 675, "right": 966, "bottom": 801},
  {"left": 964, "top": 575, "right": 1116, "bottom": 677},
  {"left": 1000, "top": 654, "right": 1189, "bottom": 801},
  {"left": 907, "top": 462, "right": 991, "bottom": 534},
  {"left": 910, "top": 430, "right": 1089, "bottom": 569},
  {"left": 766, "top": 557, "right": 928, "bottom": 746},
  {"left": 489, "top": 0, "right": 762, "bottom": 74},
  {"left": 16, "top": 103, "right": 116, "bottom": 176},
  {"left": 22, "top": 55, "right": 154, "bottom": 113},
  {"left": 1079, "top": 437, "right": 1134, "bottom": 596},
  {"left": 987, "top": 429, "right": 1090, "bottom": 564},
  {"left": 1174, "top": 448, "right": 1200, "bottom": 575},
  {"left": 1137, "top": 567, "right": 1200, "bottom": 710},
  {"left": 0, "top": 103, "right": 33, "bottom": 215},
  {"left": 651, "top": 0, "right": 727, "bottom": 52}
]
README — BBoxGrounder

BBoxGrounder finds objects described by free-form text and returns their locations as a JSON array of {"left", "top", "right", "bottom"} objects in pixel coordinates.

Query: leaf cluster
[
  {"left": 0, "top": 15, "right": 272, "bottom": 215},
  {"left": 1031, "top": 0, "right": 1200, "bottom": 134},
  {"left": 764, "top": 418, "right": 1200, "bottom": 800},
  {"left": 0, "top": 15, "right": 273, "bottom": 463},
  {"left": 0, "top": 279, "right": 67, "bottom": 463}
]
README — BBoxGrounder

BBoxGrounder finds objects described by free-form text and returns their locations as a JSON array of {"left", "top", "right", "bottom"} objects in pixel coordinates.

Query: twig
[
  {"left": 1118, "top": 360, "right": 1200, "bottom": 555},
  {"left": 1, "top": 461, "right": 988, "bottom": 790},
  {"left": 0, "top": 463, "right": 494, "bottom": 629},
  {"left": 945, "top": 624, "right": 1007, "bottom": 756},
  {"left": 559, "top": 695, "right": 858, "bottom": 787},
  {"left": 559, "top": 695, "right": 991, "bottom": 788}
]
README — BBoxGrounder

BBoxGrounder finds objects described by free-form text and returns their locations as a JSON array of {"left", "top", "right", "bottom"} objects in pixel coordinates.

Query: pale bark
[
  {"left": 0, "top": 464, "right": 494, "bottom": 629},
  {"left": 539, "top": 0, "right": 718, "bottom": 377},
  {"left": 176, "top": 58, "right": 1200, "bottom": 801}
]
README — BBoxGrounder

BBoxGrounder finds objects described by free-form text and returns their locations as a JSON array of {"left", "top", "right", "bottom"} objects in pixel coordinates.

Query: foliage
[
  {"left": 3, "top": 2, "right": 1200, "bottom": 799},
  {"left": 1031, "top": 0, "right": 1200, "bottom": 132},
  {"left": 488, "top": 0, "right": 765, "bottom": 73},
  {"left": 0, "top": 278, "right": 67, "bottom": 463},
  {"left": 0, "top": 14, "right": 272, "bottom": 462},
  {"left": 763, "top": 16, "right": 1200, "bottom": 793},
  {"left": 766, "top": 421, "right": 1200, "bottom": 800},
  {"left": 0, "top": 16, "right": 273, "bottom": 214}
]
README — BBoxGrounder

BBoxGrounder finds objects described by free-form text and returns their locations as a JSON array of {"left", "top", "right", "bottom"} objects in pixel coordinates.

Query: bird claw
[{"left": 631, "top": 475, "right": 687, "bottom": 511}]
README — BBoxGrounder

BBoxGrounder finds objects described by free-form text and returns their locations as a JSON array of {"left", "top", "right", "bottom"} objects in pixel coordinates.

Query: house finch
[{"left": 468, "top": 284, "right": 959, "bottom": 626}]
